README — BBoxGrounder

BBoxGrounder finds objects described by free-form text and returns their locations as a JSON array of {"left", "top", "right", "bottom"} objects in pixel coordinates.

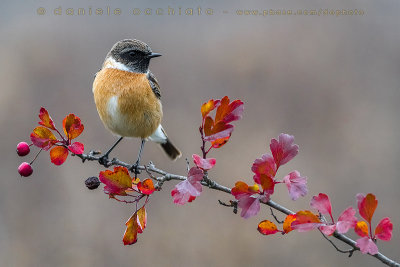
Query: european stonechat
[{"left": 92, "top": 39, "right": 181, "bottom": 172}]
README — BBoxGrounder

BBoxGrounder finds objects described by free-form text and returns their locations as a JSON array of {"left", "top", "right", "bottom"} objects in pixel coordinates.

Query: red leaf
[
  {"left": 252, "top": 154, "right": 276, "bottom": 185},
  {"left": 270, "top": 133, "right": 299, "bottom": 168},
  {"left": 30, "top": 126, "right": 57, "bottom": 151},
  {"left": 283, "top": 171, "right": 308, "bottom": 201},
  {"left": 201, "top": 99, "right": 220, "bottom": 119},
  {"left": 354, "top": 221, "right": 369, "bottom": 237},
  {"left": 310, "top": 193, "right": 333, "bottom": 222},
  {"left": 68, "top": 142, "right": 84, "bottom": 154},
  {"left": 203, "top": 119, "right": 234, "bottom": 142},
  {"left": 231, "top": 181, "right": 261, "bottom": 218},
  {"left": 50, "top": 146, "right": 69, "bottom": 165},
  {"left": 123, "top": 207, "right": 146, "bottom": 245},
  {"left": 283, "top": 214, "right": 297, "bottom": 233},
  {"left": 214, "top": 96, "right": 244, "bottom": 124},
  {"left": 357, "top": 193, "right": 377, "bottom": 225},
  {"left": 201, "top": 97, "right": 244, "bottom": 149},
  {"left": 99, "top": 166, "right": 133, "bottom": 196},
  {"left": 356, "top": 236, "right": 378, "bottom": 255},
  {"left": 38, "top": 107, "right": 56, "bottom": 130},
  {"left": 375, "top": 217, "right": 393, "bottom": 241},
  {"left": 192, "top": 154, "right": 216, "bottom": 171},
  {"left": 291, "top": 210, "right": 323, "bottom": 232},
  {"left": 137, "top": 179, "right": 155, "bottom": 195},
  {"left": 63, "top": 114, "right": 84, "bottom": 140},
  {"left": 171, "top": 167, "right": 203, "bottom": 205},
  {"left": 258, "top": 220, "right": 279, "bottom": 235}
]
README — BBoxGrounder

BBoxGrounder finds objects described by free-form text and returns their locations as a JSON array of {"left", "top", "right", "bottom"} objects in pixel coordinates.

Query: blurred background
[{"left": 1, "top": 0, "right": 399, "bottom": 266}]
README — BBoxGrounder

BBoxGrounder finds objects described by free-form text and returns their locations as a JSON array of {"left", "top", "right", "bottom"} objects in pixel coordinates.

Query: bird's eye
[{"left": 128, "top": 51, "right": 135, "bottom": 57}]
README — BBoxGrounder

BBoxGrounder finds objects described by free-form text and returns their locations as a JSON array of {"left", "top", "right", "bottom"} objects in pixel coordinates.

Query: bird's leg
[
  {"left": 130, "top": 139, "right": 146, "bottom": 178},
  {"left": 99, "top": 137, "right": 124, "bottom": 166}
]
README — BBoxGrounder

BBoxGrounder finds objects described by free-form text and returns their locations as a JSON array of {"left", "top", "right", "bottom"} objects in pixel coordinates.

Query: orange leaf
[
  {"left": 258, "top": 220, "right": 279, "bottom": 235},
  {"left": 203, "top": 119, "right": 234, "bottom": 141},
  {"left": 99, "top": 166, "right": 133, "bottom": 196},
  {"left": 355, "top": 221, "right": 369, "bottom": 237},
  {"left": 63, "top": 114, "right": 84, "bottom": 140},
  {"left": 123, "top": 207, "right": 147, "bottom": 245},
  {"left": 231, "top": 181, "right": 259, "bottom": 199},
  {"left": 291, "top": 210, "right": 322, "bottom": 232},
  {"left": 50, "top": 146, "right": 69, "bottom": 165},
  {"left": 38, "top": 107, "right": 56, "bottom": 130},
  {"left": 259, "top": 174, "right": 275, "bottom": 194},
  {"left": 203, "top": 116, "right": 214, "bottom": 137},
  {"left": 214, "top": 96, "right": 244, "bottom": 124},
  {"left": 123, "top": 212, "right": 139, "bottom": 245},
  {"left": 357, "top": 193, "right": 378, "bottom": 225},
  {"left": 283, "top": 214, "right": 297, "bottom": 233},
  {"left": 211, "top": 136, "right": 230, "bottom": 148},
  {"left": 137, "top": 179, "right": 155, "bottom": 195},
  {"left": 30, "top": 126, "right": 57, "bottom": 151},
  {"left": 201, "top": 99, "right": 220, "bottom": 119},
  {"left": 136, "top": 206, "right": 147, "bottom": 233}
]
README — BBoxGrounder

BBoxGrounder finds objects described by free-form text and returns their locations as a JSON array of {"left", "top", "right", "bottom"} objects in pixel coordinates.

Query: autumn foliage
[
  {"left": 16, "top": 98, "right": 394, "bottom": 261},
  {"left": 30, "top": 107, "right": 84, "bottom": 165}
]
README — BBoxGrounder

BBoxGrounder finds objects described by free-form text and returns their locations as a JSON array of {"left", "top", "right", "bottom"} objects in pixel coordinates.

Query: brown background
[{"left": 1, "top": 1, "right": 399, "bottom": 266}]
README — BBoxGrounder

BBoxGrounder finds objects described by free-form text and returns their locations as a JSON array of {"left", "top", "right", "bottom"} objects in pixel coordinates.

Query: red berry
[
  {"left": 18, "top": 162, "right": 33, "bottom": 177},
  {"left": 16, "top": 142, "right": 30, "bottom": 156}
]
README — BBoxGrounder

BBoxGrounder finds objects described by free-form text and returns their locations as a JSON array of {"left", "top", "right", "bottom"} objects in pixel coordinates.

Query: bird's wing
[{"left": 147, "top": 71, "right": 161, "bottom": 99}]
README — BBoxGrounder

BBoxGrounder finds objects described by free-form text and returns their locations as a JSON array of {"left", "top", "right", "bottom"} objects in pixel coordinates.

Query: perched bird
[{"left": 92, "top": 39, "right": 181, "bottom": 173}]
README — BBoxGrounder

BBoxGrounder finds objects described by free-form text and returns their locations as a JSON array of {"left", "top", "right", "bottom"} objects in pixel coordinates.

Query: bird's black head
[{"left": 106, "top": 39, "right": 161, "bottom": 73}]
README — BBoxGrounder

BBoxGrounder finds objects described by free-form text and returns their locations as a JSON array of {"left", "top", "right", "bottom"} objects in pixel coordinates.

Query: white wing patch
[
  {"left": 148, "top": 124, "right": 167, "bottom": 144},
  {"left": 107, "top": 95, "right": 124, "bottom": 130}
]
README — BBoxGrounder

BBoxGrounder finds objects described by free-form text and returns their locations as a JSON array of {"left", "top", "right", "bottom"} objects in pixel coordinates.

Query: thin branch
[
  {"left": 72, "top": 152, "right": 400, "bottom": 267},
  {"left": 319, "top": 229, "right": 355, "bottom": 256},
  {"left": 270, "top": 207, "right": 284, "bottom": 224}
]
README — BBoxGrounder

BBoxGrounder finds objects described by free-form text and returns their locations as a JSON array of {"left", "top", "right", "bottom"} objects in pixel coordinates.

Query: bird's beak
[{"left": 147, "top": 52, "right": 162, "bottom": 58}]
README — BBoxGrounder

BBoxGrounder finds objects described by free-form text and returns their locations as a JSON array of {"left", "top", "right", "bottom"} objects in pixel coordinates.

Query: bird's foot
[
  {"left": 98, "top": 154, "right": 111, "bottom": 167},
  {"left": 129, "top": 162, "right": 141, "bottom": 178}
]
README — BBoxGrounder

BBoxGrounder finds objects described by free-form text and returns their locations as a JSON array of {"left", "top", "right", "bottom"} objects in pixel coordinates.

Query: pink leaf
[
  {"left": 375, "top": 217, "right": 393, "bottom": 241},
  {"left": 320, "top": 224, "right": 336, "bottom": 236},
  {"left": 171, "top": 167, "right": 203, "bottom": 205},
  {"left": 336, "top": 207, "right": 358, "bottom": 234},
  {"left": 192, "top": 154, "right": 216, "bottom": 171},
  {"left": 68, "top": 142, "right": 84, "bottom": 154},
  {"left": 310, "top": 193, "right": 333, "bottom": 221},
  {"left": 252, "top": 153, "right": 276, "bottom": 184},
  {"left": 270, "top": 133, "right": 299, "bottom": 167},
  {"left": 238, "top": 195, "right": 260, "bottom": 219},
  {"left": 203, "top": 124, "right": 234, "bottom": 142},
  {"left": 283, "top": 170, "right": 308, "bottom": 201},
  {"left": 356, "top": 236, "right": 379, "bottom": 255}
]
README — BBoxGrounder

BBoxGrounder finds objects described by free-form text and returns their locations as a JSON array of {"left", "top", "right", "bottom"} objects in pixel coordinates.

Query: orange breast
[{"left": 92, "top": 68, "right": 162, "bottom": 138}]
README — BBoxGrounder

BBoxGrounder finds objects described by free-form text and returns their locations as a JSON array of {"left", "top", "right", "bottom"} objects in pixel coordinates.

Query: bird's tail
[
  {"left": 148, "top": 125, "right": 181, "bottom": 160},
  {"left": 160, "top": 139, "right": 181, "bottom": 160}
]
